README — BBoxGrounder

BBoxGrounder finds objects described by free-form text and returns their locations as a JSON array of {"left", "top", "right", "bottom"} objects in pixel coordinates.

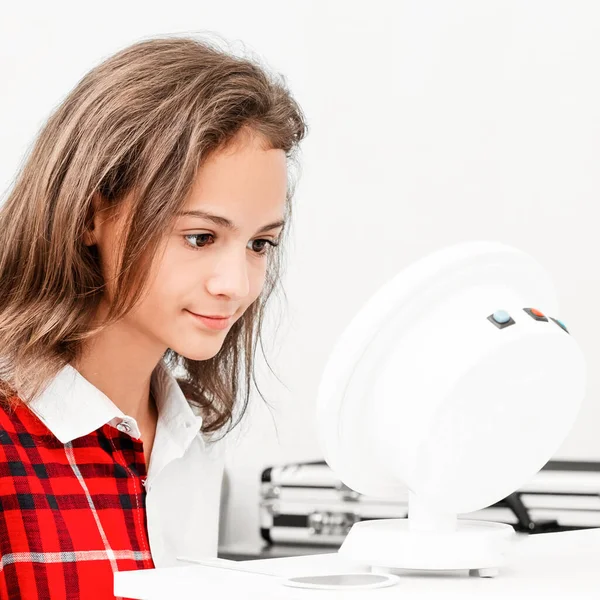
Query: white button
[{"left": 117, "top": 421, "right": 131, "bottom": 433}]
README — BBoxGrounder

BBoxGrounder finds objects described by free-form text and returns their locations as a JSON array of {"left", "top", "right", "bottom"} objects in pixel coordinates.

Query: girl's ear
[{"left": 83, "top": 192, "right": 108, "bottom": 247}]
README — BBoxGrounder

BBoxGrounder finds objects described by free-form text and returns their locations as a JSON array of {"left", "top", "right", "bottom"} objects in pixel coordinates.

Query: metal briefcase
[{"left": 260, "top": 460, "right": 600, "bottom": 547}]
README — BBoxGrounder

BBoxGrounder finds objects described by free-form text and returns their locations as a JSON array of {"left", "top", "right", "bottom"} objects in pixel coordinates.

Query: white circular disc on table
[{"left": 282, "top": 572, "right": 400, "bottom": 590}]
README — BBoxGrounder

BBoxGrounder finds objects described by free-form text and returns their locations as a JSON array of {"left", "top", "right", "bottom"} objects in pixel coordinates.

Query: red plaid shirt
[{"left": 0, "top": 361, "right": 225, "bottom": 600}]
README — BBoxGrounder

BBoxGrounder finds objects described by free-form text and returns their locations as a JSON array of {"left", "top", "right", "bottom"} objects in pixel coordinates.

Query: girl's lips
[{"left": 186, "top": 310, "right": 231, "bottom": 330}]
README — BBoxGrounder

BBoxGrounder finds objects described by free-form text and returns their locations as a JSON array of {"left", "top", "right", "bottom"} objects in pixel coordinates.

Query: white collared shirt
[{"left": 27, "top": 359, "right": 226, "bottom": 568}]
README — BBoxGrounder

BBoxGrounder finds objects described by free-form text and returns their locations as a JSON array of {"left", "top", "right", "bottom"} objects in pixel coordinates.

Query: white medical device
[{"left": 315, "top": 241, "right": 587, "bottom": 577}]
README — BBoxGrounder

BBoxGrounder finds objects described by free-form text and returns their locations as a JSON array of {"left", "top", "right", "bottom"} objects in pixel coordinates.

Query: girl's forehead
[{"left": 183, "top": 147, "right": 287, "bottom": 209}]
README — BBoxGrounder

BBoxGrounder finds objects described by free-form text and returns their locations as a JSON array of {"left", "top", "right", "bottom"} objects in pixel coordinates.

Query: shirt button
[{"left": 116, "top": 421, "right": 131, "bottom": 434}]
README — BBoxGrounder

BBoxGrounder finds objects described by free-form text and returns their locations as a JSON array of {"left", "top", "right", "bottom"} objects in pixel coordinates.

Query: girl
[{"left": 0, "top": 35, "right": 307, "bottom": 599}]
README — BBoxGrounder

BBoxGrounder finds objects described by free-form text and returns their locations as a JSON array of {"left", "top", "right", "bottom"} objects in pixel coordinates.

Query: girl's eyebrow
[{"left": 176, "top": 209, "right": 285, "bottom": 234}]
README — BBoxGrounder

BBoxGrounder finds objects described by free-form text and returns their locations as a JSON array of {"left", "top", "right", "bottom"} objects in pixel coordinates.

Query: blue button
[
  {"left": 548, "top": 316, "right": 569, "bottom": 334},
  {"left": 492, "top": 310, "right": 511, "bottom": 324}
]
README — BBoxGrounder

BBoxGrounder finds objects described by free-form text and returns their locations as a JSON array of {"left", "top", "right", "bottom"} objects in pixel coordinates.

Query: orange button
[{"left": 530, "top": 309, "right": 545, "bottom": 317}]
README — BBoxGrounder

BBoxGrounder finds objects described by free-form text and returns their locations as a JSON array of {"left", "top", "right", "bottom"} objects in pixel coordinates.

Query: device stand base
[
  {"left": 469, "top": 568, "right": 499, "bottom": 578},
  {"left": 372, "top": 565, "right": 500, "bottom": 579},
  {"left": 339, "top": 518, "right": 515, "bottom": 576}
]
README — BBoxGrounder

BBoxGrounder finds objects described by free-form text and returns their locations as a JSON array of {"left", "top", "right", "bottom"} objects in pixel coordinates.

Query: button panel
[{"left": 486, "top": 307, "right": 569, "bottom": 335}]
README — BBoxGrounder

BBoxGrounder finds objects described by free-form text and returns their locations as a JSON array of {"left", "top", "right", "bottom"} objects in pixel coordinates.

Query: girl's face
[{"left": 91, "top": 130, "right": 288, "bottom": 361}]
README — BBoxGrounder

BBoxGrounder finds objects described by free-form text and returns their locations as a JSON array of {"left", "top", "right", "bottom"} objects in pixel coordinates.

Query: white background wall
[{"left": 2, "top": 0, "right": 600, "bottom": 549}]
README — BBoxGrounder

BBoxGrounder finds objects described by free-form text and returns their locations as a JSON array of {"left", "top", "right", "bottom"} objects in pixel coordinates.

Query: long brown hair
[{"left": 0, "top": 35, "right": 307, "bottom": 435}]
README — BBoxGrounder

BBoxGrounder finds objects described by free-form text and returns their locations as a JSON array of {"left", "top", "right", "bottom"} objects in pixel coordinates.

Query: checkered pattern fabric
[{"left": 0, "top": 398, "right": 154, "bottom": 599}]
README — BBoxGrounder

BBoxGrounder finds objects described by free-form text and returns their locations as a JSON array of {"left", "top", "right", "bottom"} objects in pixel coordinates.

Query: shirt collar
[{"left": 27, "top": 359, "right": 204, "bottom": 447}]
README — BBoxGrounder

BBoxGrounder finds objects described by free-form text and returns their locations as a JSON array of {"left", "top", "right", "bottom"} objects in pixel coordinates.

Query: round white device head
[{"left": 316, "top": 241, "right": 586, "bottom": 517}]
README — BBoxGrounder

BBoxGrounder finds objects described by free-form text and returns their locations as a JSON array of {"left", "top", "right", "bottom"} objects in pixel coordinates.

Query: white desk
[{"left": 114, "top": 528, "right": 600, "bottom": 599}]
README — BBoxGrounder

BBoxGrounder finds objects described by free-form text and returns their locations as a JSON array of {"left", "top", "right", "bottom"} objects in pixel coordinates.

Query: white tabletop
[{"left": 114, "top": 527, "right": 600, "bottom": 599}]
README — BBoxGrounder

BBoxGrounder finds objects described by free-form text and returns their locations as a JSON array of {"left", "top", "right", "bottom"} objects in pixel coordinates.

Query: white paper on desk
[
  {"left": 114, "top": 565, "right": 285, "bottom": 600},
  {"left": 115, "top": 553, "right": 372, "bottom": 599}
]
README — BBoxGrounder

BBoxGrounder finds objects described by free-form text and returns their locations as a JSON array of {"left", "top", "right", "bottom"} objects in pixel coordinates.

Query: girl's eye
[{"left": 184, "top": 233, "right": 279, "bottom": 256}]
